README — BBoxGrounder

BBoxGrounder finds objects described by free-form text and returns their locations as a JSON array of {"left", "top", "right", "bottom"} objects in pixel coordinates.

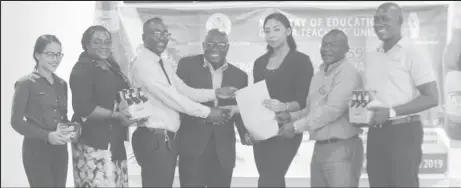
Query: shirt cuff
[
  {"left": 201, "top": 106, "right": 211, "bottom": 118},
  {"left": 40, "top": 130, "right": 51, "bottom": 143},
  {"left": 209, "top": 89, "right": 217, "bottom": 99}
]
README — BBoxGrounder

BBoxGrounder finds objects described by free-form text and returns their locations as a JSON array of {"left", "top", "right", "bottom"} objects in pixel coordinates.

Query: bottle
[
  {"left": 362, "top": 91, "right": 370, "bottom": 107},
  {"left": 351, "top": 91, "right": 357, "bottom": 108},
  {"left": 124, "top": 89, "right": 134, "bottom": 106},
  {"left": 138, "top": 88, "right": 149, "bottom": 103},
  {"left": 355, "top": 91, "right": 363, "bottom": 108},
  {"left": 131, "top": 88, "right": 141, "bottom": 104}
]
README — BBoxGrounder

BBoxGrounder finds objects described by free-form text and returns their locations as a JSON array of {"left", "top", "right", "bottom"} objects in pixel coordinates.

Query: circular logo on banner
[
  {"left": 94, "top": 10, "right": 120, "bottom": 33},
  {"left": 206, "top": 13, "right": 232, "bottom": 35}
]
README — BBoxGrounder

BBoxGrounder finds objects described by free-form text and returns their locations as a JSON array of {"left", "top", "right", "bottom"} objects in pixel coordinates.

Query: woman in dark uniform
[
  {"left": 10, "top": 34, "right": 71, "bottom": 187},
  {"left": 252, "top": 12, "right": 314, "bottom": 187},
  {"left": 69, "top": 25, "right": 134, "bottom": 187}
]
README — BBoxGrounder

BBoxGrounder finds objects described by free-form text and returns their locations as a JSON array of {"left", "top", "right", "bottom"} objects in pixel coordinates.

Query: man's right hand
[
  {"left": 247, "top": 133, "right": 260, "bottom": 144},
  {"left": 206, "top": 107, "right": 232, "bottom": 123},
  {"left": 48, "top": 131, "right": 69, "bottom": 145},
  {"left": 278, "top": 123, "right": 296, "bottom": 138},
  {"left": 275, "top": 111, "right": 291, "bottom": 124},
  {"left": 241, "top": 133, "right": 254, "bottom": 146},
  {"left": 215, "top": 86, "right": 238, "bottom": 99}
]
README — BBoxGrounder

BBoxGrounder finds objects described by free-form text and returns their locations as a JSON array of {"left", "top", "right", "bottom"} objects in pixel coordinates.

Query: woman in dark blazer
[
  {"left": 252, "top": 12, "right": 314, "bottom": 187},
  {"left": 69, "top": 25, "right": 134, "bottom": 187},
  {"left": 10, "top": 34, "right": 72, "bottom": 187}
]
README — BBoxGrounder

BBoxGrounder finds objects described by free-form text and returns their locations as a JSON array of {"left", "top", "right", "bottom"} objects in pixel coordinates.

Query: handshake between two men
[
  {"left": 205, "top": 86, "right": 239, "bottom": 124},
  {"left": 205, "top": 86, "right": 254, "bottom": 146},
  {"left": 115, "top": 86, "right": 240, "bottom": 127}
]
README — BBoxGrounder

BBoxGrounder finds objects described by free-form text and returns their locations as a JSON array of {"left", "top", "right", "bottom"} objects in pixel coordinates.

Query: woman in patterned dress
[{"left": 69, "top": 25, "right": 135, "bottom": 187}]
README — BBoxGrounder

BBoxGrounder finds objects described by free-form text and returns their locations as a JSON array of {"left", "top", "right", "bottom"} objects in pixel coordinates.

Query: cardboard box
[
  {"left": 349, "top": 90, "right": 375, "bottom": 124},
  {"left": 117, "top": 87, "right": 152, "bottom": 121}
]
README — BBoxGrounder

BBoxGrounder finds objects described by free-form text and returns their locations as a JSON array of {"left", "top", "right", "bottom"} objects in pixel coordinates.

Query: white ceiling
[{"left": 119, "top": 1, "right": 453, "bottom": 10}]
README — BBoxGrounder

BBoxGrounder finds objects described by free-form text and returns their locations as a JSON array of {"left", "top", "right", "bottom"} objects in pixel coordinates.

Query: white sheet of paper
[{"left": 236, "top": 80, "right": 279, "bottom": 141}]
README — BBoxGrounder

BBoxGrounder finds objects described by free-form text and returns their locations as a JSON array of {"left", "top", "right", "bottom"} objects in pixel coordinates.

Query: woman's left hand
[
  {"left": 69, "top": 122, "right": 82, "bottom": 143},
  {"left": 262, "top": 99, "right": 287, "bottom": 112}
]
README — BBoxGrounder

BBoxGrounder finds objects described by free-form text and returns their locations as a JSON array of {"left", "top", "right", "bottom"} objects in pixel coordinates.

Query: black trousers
[
  {"left": 178, "top": 134, "right": 233, "bottom": 188},
  {"left": 132, "top": 127, "right": 178, "bottom": 187},
  {"left": 22, "top": 137, "right": 68, "bottom": 187},
  {"left": 253, "top": 134, "right": 303, "bottom": 187},
  {"left": 366, "top": 121, "right": 423, "bottom": 187}
]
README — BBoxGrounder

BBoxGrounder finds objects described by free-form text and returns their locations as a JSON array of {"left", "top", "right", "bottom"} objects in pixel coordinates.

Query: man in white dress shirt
[
  {"left": 129, "top": 17, "right": 237, "bottom": 187},
  {"left": 364, "top": 3, "right": 439, "bottom": 187}
]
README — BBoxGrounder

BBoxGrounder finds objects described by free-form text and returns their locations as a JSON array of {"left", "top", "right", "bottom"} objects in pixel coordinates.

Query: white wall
[{"left": 1, "top": 1, "right": 95, "bottom": 187}]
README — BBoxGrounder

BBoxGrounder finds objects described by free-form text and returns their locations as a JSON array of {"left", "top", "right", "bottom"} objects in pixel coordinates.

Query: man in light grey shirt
[{"left": 278, "top": 29, "right": 364, "bottom": 187}]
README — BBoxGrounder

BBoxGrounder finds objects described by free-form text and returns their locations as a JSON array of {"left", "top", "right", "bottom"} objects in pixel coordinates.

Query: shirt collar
[
  {"left": 32, "top": 69, "right": 63, "bottom": 85},
  {"left": 138, "top": 44, "right": 162, "bottom": 63},
  {"left": 320, "top": 57, "right": 347, "bottom": 74},
  {"left": 376, "top": 37, "right": 409, "bottom": 53},
  {"left": 203, "top": 57, "right": 229, "bottom": 72}
]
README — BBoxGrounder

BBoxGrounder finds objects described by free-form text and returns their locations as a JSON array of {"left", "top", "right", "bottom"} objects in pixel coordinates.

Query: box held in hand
[
  {"left": 116, "top": 88, "right": 153, "bottom": 122},
  {"left": 57, "top": 121, "right": 81, "bottom": 142},
  {"left": 349, "top": 89, "right": 375, "bottom": 125}
]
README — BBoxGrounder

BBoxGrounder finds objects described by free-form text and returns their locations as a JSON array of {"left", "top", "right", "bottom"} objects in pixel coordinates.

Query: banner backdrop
[
  {"left": 132, "top": 5, "right": 448, "bottom": 125},
  {"left": 115, "top": 3, "right": 450, "bottom": 184}
]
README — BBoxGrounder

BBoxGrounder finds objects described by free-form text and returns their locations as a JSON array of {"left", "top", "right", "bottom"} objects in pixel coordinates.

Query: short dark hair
[
  {"left": 205, "top": 28, "right": 228, "bottom": 42},
  {"left": 143, "top": 17, "right": 164, "bottom": 34},
  {"left": 377, "top": 2, "right": 404, "bottom": 25},
  {"left": 81, "top": 25, "right": 111, "bottom": 51},
  {"left": 33, "top": 34, "right": 61, "bottom": 69},
  {"left": 263, "top": 12, "right": 297, "bottom": 55},
  {"left": 325, "top": 29, "right": 350, "bottom": 50}
]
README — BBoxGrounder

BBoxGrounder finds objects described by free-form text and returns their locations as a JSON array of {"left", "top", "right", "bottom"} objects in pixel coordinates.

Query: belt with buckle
[
  {"left": 374, "top": 115, "right": 421, "bottom": 128},
  {"left": 190, "top": 116, "right": 229, "bottom": 125},
  {"left": 147, "top": 128, "right": 176, "bottom": 151},
  {"left": 147, "top": 128, "right": 176, "bottom": 138},
  {"left": 315, "top": 135, "right": 359, "bottom": 145}
]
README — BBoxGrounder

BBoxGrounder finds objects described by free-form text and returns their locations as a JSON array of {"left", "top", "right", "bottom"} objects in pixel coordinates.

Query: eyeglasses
[
  {"left": 41, "top": 52, "right": 64, "bottom": 59},
  {"left": 205, "top": 42, "right": 228, "bottom": 50},
  {"left": 149, "top": 31, "right": 171, "bottom": 39},
  {"left": 90, "top": 40, "right": 112, "bottom": 46}
]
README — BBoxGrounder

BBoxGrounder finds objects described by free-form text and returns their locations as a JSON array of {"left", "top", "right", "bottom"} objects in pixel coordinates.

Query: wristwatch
[{"left": 389, "top": 108, "right": 397, "bottom": 118}]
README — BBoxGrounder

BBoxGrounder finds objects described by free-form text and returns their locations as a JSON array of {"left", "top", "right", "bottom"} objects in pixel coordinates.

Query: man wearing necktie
[
  {"left": 176, "top": 28, "right": 251, "bottom": 188},
  {"left": 129, "top": 17, "right": 236, "bottom": 187}
]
